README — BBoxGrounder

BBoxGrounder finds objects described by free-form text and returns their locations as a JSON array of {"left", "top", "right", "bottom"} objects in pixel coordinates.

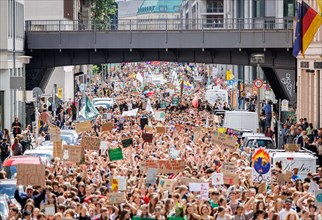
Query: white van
[
  {"left": 92, "top": 98, "right": 114, "bottom": 109},
  {"left": 223, "top": 111, "right": 259, "bottom": 133},
  {"left": 270, "top": 150, "right": 318, "bottom": 179}
]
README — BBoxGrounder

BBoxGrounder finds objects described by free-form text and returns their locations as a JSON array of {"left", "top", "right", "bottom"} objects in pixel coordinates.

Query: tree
[{"left": 91, "top": 0, "right": 117, "bottom": 30}]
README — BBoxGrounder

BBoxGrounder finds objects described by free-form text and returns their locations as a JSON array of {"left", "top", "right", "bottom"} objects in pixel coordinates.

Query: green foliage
[
  {"left": 91, "top": 0, "right": 117, "bottom": 30},
  {"left": 92, "top": 65, "right": 101, "bottom": 75}
]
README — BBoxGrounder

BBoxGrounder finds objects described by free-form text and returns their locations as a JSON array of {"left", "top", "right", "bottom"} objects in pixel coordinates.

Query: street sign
[
  {"left": 32, "top": 87, "right": 43, "bottom": 99},
  {"left": 281, "top": 99, "right": 289, "bottom": 111},
  {"left": 253, "top": 79, "right": 263, "bottom": 88}
]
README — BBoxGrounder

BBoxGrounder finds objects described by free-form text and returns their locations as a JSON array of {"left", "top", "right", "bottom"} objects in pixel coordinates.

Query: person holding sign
[{"left": 14, "top": 186, "right": 46, "bottom": 211}]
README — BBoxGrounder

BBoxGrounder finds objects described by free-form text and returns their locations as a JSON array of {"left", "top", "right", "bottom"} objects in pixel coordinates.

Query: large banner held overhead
[{"left": 143, "top": 159, "right": 185, "bottom": 174}]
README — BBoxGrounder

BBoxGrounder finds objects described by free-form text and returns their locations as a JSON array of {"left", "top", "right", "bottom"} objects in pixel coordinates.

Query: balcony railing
[{"left": 25, "top": 18, "right": 294, "bottom": 32}]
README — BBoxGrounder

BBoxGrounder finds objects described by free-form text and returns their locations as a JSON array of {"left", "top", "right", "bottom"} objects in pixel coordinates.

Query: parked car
[
  {"left": 244, "top": 136, "right": 276, "bottom": 149},
  {"left": 2, "top": 156, "right": 42, "bottom": 179},
  {"left": 60, "top": 130, "right": 79, "bottom": 145},
  {"left": 24, "top": 149, "right": 53, "bottom": 165},
  {"left": 0, "top": 194, "right": 10, "bottom": 219},
  {"left": 0, "top": 179, "right": 24, "bottom": 209}
]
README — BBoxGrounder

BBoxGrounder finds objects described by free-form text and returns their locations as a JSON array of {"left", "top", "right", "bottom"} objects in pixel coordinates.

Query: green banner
[
  {"left": 121, "top": 138, "right": 133, "bottom": 148},
  {"left": 109, "top": 148, "right": 124, "bottom": 161},
  {"left": 160, "top": 100, "right": 167, "bottom": 109},
  {"left": 133, "top": 217, "right": 155, "bottom": 220},
  {"left": 171, "top": 97, "right": 179, "bottom": 106}
]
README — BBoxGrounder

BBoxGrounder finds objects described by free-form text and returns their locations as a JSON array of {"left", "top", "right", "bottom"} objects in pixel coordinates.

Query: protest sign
[
  {"left": 45, "top": 205, "right": 56, "bottom": 216},
  {"left": 17, "top": 164, "right": 46, "bottom": 186},
  {"left": 223, "top": 172, "right": 239, "bottom": 185},
  {"left": 258, "top": 182, "right": 267, "bottom": 193},
  {"left": 49, "top": 124, "right": 61, "bottom": 142},
  {"left": 100, "top": 141, "right": 108, "bottom": 154},
  {"left": 108, "top": 192, "right": 126, "bottom": 204},
  {"left": 109, "top": 147, "right": 124, "bottom": 161},
  {"left": 122, "top": 108, "right": 139, "bottom": 117},
  {"left": 140, "top": 117, "right": 149, "bottom": 130},
  {"left": 81, "top": 136, "right": 101, "bottom": 151},
  {"left": 315, "top": 190, "right": 322, "bottom": 206},
  {"left": 144, "top": 125, "right": 154, "bottom": 132},
  {"left": 114, "top": 176, "right": 127, "bottom": 191},
  {"left": 75, "top": 120, "right": 91, "bottom": 133},
  {"left": 63, "top": 145, "right": 83, "bottom": 163},
  {"left": 200, "top": 183, "right": 209, "bottom": 199},
  {"left": 53, "top": 141, "right": 63, "bottom": 158},
  {"left": 159, "top": 100, "right": 167, "bottom": 109},
  {"left": 252, "top": 148, "right": 271, "bottom": 183},
  {"left": 121, "top": 138, "right": 133, "bottom": 148},
  {"left": 156, "top": 126, "right": 166, "bottom": 134},
  {"left": 171, "top": 97, "right": 179, "bottom": 106},
  {"left": 212, "top": 173, "right": 224, "bottom": 185},
  {"left": 212, "top": 131, "right": 237, "bottom": 151},
  {"left": 158, "top": 178, "right": 176, "bottom": 191},
  {"left": 189, "top": 183, "right": 202, "bottom": 191},
  {"left": 169, "top": 149, "right": 180, "bottom": 159},
  {"left": 145, "top": 159, "right": 185, "bottom": 174},
  {"left": 221, "top": 162, "right": 236, "bottom": 173},
  {"left": 102, "top": 122, "right": 114, "bottom": 131},
  {"left": 146, "top": 168, "right": 158, "bottom": 185},
  {"left": 142, "top": 133, "right": 153, "bottom": 143},
  {"left": 155, "top": 111, "right": 166, "bottom": 122},
  {"left": 179, "top": 177, "right": 206, "bottom": 186}
]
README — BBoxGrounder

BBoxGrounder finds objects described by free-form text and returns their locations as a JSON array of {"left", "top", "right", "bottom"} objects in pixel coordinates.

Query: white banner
[
  {"left": 154, "top": 111, "right": 165, "bottom": 122},
  {"left": 122, "top": 108, "right": 139, "bottom": 117}
]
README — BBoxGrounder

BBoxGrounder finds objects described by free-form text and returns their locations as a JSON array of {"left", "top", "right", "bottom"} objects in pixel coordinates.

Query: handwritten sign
[
  {"left": 221, "top": 162, "right": 236, "bottom": 173},
  {"left": 49, "top": 124, "right": 61, "bottom": 142},
  {"left": 109, "top": 148, "right": 124, "bottom": 161},
  {"left": 180, "top": 177, "right": 206, "bottom": 186},
  {"left": 142, "top": 133, "right": 153, "bottom": 143},
  {"left": 108, "top": 192, "right": 126, "bottom": 204},
  {"left": 158, "top": 178, "right": 176, "bottom": 191},
  {"left": 17, "top": 164, "right": 46, "bottom": 186},
  {"left": 63, "top": 145, "right": 83, "bottom": 163},
  {"left": 212, "top": 173, "right": 224, "bottom": 185},
  {"left": 122, "top": 138, "right": 133, "bottom": 148},
  {"left": 212, "top": 131, "right": 237, "bottom": 151},
  {"left": 81, "top": 136, "right": 101, "bottom": 151},
  {"left": 144, "top": 160, "right": 185, "bottom": 174},
  {"left": 102, "top": 122, "right": 114, "bottom": 131},
  {"left": 53, "top": 141, "right": 63, "bottom": 158},
  {"left": 200, "top": 183, "right": 209, "bottom": 199},
  {"left": 100, "top": 141, "right": 108, "bottom": 154},
  {"left": 223, "top": 172, "right": 239, "bottom": 185},
  {"left": 75, "top": 120, "right": 91, "bottom": 133},
  {"left": 156, "top": 126, "right": 166, "bottom": 134}
]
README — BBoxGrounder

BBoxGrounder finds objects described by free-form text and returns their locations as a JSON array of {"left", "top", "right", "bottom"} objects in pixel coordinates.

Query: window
[
  {"left": 284, "top": 0, "right": 295, "bottom": 17},
  {"left": 8, "top": 0, "right": 12, "bottom": 37},
  {"left": 253, "top": 0, "right": 264, "bottom": 18},
  {"left": 206, "top": 15, "right": 224, "bottom": 28},
  {"left": 206, "top": 0, "right": 223, "bottom": 13},
  {"left": 173, "top": 6, "right": 180, "bottom": 12},
  {"left": 16, "top": 2, "right": 24, "bottom": 39},
  {"left": 159, "top": 6, "right": 167, "bottom": 12}
]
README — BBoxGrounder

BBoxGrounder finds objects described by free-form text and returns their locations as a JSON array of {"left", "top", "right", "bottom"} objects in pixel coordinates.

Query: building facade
[
  {"left": 117, "top": 0, "right": 143, "bottom": 30},
  {"left": 296, "top": 0, "right": 322, "bottom": 128},
  {"left": 0, "top": 0, "right": 27, "bottom": 130}
]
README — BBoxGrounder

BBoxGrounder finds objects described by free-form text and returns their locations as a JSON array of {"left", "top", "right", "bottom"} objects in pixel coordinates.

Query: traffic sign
[{"left": 253, "top": 79, "right": 263, "bottom": 88}]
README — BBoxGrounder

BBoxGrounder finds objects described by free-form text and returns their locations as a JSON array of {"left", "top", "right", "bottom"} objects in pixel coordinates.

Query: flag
[
  {"left": 225, "top": 70, "right": 234, "bottom": 81},
  {"left": 318, "top": 0, "right": 322, "bottom": 13},
  {"left": 302, "top": 2, "right": 322, "bottom": 55},
  {"left": 136, "top": 73, "right": 143, "bottom": 85},
  {"left": 79, "top": 96, "right": 99, "bottom": 120},
  {"left": 146, "top": 98, "right": 154, "bottom": 114},
  {"left": 292, "top": 1, "right": 303, "bottom": 57}
]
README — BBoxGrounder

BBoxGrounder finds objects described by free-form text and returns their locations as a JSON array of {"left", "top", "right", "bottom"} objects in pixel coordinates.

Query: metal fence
[{"left": 25, "top": 18, "right": 294, "bottom": 32}]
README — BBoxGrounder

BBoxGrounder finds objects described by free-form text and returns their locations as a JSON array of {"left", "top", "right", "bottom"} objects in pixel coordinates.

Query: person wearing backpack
[{"left": 12, "top": 137, "right": 23, "bottom": 156}]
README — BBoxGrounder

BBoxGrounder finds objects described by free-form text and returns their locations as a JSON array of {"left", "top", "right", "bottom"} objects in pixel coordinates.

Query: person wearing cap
[
  {"left": 278, "top": 198, "right": 298, "bottom": 220},
  {"left": 15, "top": 186, "right": 46, "bottom": 211}
]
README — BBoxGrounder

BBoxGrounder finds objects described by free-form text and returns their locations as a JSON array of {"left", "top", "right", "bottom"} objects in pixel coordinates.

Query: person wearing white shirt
[{"left": 279, "top": 199, "right": 298, "bottom": 220}]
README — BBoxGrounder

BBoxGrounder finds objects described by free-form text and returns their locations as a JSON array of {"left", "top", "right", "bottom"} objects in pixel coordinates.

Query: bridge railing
[{"left": 25, "top": 18, "right": 293, "bottom": 32}]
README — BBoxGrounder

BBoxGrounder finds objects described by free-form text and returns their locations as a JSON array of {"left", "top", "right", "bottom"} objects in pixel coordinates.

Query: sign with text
[
  {"left": 155, "top": 111, "right": 166, "bottom": 122},
  {"left": 252, "top": 148, "right": 271, "bottom": 183},
  {"left": 100, "top": 141, "right": 108, "bottom": 154},
  {"left": 53, "top": 141, "right": 63, "bottom": 158},
  {"left": 108, "top": 192, "right": 126, "bottom": 204},
  {"left": 17, "top": 164, "right": 46, "bottom": 186},
  {"left": 81, "top": 136, "right": 101, "bottom": 151},
  {"left": 63, "top": 145, "right": 83, "bottom": 163},
  {"left": 156, "top": 126, "right": 166, "bottom": 134},
  {"left": 171, "top": 97, "right": 179, "bottom": 106},
  {"left": 145, "top": 159, "right": 185, "bottom": 174},
  {"left": 75, "top": 120, "right": 91, "bottom": 133},
  {"left": 158, "top": 178, "right": 176, "bottom": 191},
  {"left": 212, "top": 131, "right": 237, "bottom": 151},
  {"left": 179, "top": 177, "right": 206, "bottom": 186},
  {"left": 212, "top": 173, "right": 224, "bottom": 185},
  {"left": 49, "top": 124, "right": 61, "bottom": 142},
  {"left": 102, "top": 122, "right": 114, "bottom": 131},
  {"left": 122, "top": 138, "right": 133, "bottom": 148},
  {"left": 109, "top": 147, "right": 124, "bottom": 161},
  {"left": 146, "top": 168, "right": 158, "bottom": 185},
  {"left": 142, "top": 133, "right": 153, "bottom": 143},
  {"left": 223, "top": 172, "right": 239, "bottom": 185},
  {"left": 221, "top": 162, "right": 237, "bottom": 173}
]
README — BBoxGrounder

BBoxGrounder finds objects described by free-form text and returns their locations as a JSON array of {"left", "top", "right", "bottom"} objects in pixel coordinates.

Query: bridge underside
[{"left": 26, "top": 48, "right": 296, "bottom": 103}]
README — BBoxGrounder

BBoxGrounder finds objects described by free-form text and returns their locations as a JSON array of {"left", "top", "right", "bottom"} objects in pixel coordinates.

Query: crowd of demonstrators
[{"left": 1, "top": 62, "right": 322, "bottom": 220}]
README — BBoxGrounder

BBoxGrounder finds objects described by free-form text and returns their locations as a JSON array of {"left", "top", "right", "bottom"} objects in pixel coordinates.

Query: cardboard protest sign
[
  {"left": 122, "top": 138, "right": 133, "bottom": 148},
  {"left": 17, "top": 164, "right": 46, "bottom": 186},
  {"left": 81, "top": 136, "right": 101, "bottom": 151},
  {"left": 49, "top": 124, "right": 61, "bottom": 142},
  {"left": 156, "top": 126, "right": 166, "bottom": 134},
  {"left": 258, "top": 182, "right": 267, "bottom": 193},
  {"left": 109, "top": 147, "right": 124, "bottom": 161},
  {"left": 144, "top": 125, "right": 154, "bottom": 132},
  {"left": 63, "top": 145, "right": 83, "bottom": 163},
  {"left": 142, "top": 133, "right": 153, "bottom": 143},
  {"left": 53, "top": 141, "right": 63, "bottom": 158},
  {"left": 145, "top": 159, "right": 185, "bottom": 174},
  {"left": 102, "top": 122, "right": 114, "bottom": 131},
  {"left": 108, "top": 192, "right": 126, "bottom": 204},
  {"left": 75, "top": 120, "right": 91, "bottom": 133},
  {"left": 158, "top": 178, "right": 176, "bottom": 191},
  {"left": 285, "top": 144, "right": 299, "bottom": 152},
  {"left": 212, "top": 173, "right": 224, "bottom": 185},
  {"left": 223, "top": 172, "right": 239, "bottom": 185},
  {"left": 212, "top": 131, "right": 237, "bottom": 151},
  {"left": 180, "top": 177, "right": 206, "bottom": 186},
  {"left": 221, "top": 162, "right": 236, "bottom": 173},
  {"left": 140, "top": 117, "right": 149, "bottom": 130},
  {"left": 155, "top": 111, "right": 166, "bottom": 122},
  {"left": 146, "top": 168, "right": 158, "bottom": 185}
]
